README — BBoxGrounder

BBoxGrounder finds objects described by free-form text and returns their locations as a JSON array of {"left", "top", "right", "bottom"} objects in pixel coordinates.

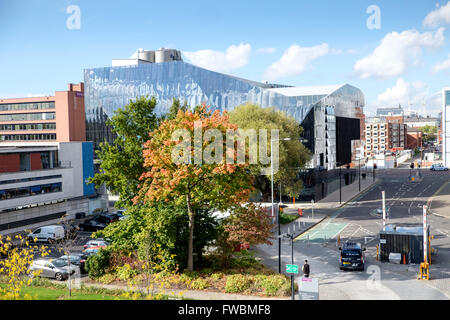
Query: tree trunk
[{"left": 186, "top": 193, "right": 195, "bottom": 271}]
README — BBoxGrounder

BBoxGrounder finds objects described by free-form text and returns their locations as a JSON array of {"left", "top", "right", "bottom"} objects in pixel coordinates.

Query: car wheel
[
  {"left": 55, "top": 273, "right": 63, "bottom": 281},
  {"left": 48, "top": 238, "right": 54, "bottom": 244}
]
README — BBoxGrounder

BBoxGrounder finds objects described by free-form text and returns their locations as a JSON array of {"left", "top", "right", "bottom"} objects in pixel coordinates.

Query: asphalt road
[{"left": 257, "top": 167, "right": 450, "bottom": 299}]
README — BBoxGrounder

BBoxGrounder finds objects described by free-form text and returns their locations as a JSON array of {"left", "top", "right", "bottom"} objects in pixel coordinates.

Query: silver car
[{"left": 29, "top": 259, "right": 77, "bottom": 281}]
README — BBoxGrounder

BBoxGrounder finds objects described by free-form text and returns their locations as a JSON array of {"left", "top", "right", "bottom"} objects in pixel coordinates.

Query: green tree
[
  {"left": 228, "top": 103, "right": 311, "bottom": 199},
  {"left": 419, "top": 125, "right": 438, "bottom": 143},
  {"left": 88, "top": 96, "right": 159, "bottom": 208},
  {"left": 136, "top": 106, "right": 254, "bottom": 271}
]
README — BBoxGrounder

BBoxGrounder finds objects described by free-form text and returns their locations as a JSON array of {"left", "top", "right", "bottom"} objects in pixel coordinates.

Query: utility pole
[{"left": 339, "top": 166, "right": 342, "bottom": 204}]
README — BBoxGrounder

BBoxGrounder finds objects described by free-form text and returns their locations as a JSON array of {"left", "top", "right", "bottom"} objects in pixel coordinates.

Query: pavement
[{"left": 428, "top": 180, "right": 450, "bottom": 219}]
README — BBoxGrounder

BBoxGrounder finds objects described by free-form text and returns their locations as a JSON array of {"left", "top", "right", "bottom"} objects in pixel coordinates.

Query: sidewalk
[
  {"left": 283, "top": 176, "right": 379, "bottom": 210},
  {"left": 428, "top": 180, "right": 450, "bottom": 219}
]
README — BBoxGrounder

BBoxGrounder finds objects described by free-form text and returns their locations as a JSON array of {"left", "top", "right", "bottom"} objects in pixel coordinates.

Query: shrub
[
  {"left": 255, "top": 275, "right": 290, "bottom": 296},
  {"left": 210, "top": 272, "right": 224, "bottom": 281},
  {"left": 190, "top": 278, "right": 209, "bottom": 290},
  {"left": 85, "top": 248, "right": 112, "bottom": 279},
  {"left": 97, "top": 273, "right": 117, "bottom": 284},
  {"left": 116, "top": 263, "right": 139, "bottom": 281},
  {"left": 224, "top": 274, "right": 254, "bottom": 293},
  {"left": 231, "top": 250, "right": 259, "bottom": 268}
]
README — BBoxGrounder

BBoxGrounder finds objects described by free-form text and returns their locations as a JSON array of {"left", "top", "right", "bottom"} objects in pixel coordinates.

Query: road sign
[
  {"left": 286, "top": 264, "right": 299, "bottom": 274},
  {"left": 298, "top": 277, "right": 319, "bottom": 300}
]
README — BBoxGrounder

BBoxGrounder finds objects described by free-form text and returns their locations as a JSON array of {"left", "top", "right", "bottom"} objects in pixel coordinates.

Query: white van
[{"left": 27, "top": 225, "right": 65, "bottom": 243}]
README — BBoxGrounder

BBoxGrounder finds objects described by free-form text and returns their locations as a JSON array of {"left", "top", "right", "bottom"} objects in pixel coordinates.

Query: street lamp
[{"left": 271, "top": 137, "right": 308, "bottom": 274}]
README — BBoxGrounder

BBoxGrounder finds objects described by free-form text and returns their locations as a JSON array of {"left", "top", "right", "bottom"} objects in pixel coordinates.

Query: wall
[{"left": 0, "top": 154, "right": 20, "bottom": 173}]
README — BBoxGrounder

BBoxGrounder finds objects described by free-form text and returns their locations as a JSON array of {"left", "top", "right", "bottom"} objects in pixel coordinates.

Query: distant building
[
  {"left": 376, "top": 106, "right": 404, "bottom": 117},
  {"left": 84, "top": 48, "right": 365, "bottom": 202},
  {"left": 404, "top": 116, "right": 439, "bottom": 128},
  {"left": 406, "top": 127, "right": 423, "bottom": 150},
  {"left": 364, "top": 117, "right": 407, "bottom": 156},
  {"left": 0, "top": 83, "right": 86, "bottom": 143},
  {"left": 0, "top": 84, "right": 97, "bottom": 235},
  {"left": 443, "top": 88, "right": 450, "bottom": 166}
]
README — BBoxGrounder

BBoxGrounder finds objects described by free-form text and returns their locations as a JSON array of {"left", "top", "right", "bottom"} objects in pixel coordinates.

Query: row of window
[
  {"left": 366, "top": 132, "right": 386, "bottom": 137},
  {"left": 367, "top": 145, "right": 386, "bottom": 150},
  {"left": 0, "top": 183, "right": 62, "bottom": 201},
  {"left": 0, "top": 112, "right": 56, "bottom": 122},
  {"left": 0, "top": 175, "right": 62, "bottom": 186},
  {"left": 368, "top": 138, "right": 386, "bottom": 143},
  {"left": 0, "top": 102, "right": 55, "bottom": 112},
  {"left": 0, "top": 123, "right": 56, "bottom": 131},
  {"left": 0, "top": 134, "right": 57, "bottom": 141}
]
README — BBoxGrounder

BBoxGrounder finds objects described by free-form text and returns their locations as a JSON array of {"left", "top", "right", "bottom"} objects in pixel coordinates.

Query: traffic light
[
  {"left": 410, "top": 163, "right": 414, "bottom": 169},
  {"left": 373, "top": 163, "right": 377, "bottom": 169}
]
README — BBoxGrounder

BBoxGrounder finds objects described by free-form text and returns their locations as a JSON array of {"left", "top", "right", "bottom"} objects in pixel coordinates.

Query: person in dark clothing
[{"left": 302, "top": 260, "right": 310, "bottom": 278}]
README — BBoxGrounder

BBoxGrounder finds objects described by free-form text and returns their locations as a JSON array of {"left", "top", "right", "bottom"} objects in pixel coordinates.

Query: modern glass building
[{"left": 84, "top": 50, "right": 365, "bottom": 200}]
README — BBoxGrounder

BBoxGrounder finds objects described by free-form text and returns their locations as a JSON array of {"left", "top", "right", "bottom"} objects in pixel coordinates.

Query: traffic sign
[{"left": 286, "top": 264, "right": 299, "bottom": 274}]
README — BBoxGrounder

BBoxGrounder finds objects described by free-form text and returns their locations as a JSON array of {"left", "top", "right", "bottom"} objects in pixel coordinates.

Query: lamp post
[
  {"left": 271, "top": 137, "right": 308, "bottom": 274},
  {"left": 271, "top": 137, "right": 291, "bottom": 274}
]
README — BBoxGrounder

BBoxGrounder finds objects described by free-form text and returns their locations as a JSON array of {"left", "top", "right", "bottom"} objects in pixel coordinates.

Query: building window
[
  {"left": 0, "top": 183, "right": 62, "bottom": 201},
  {"left": 0, "top": 133, "right": 57, "bottom": 141},
  {"left": 0, "top": 112, "right": 55, "bottom": 122},
  {"left": 0, "top": 102, "right": 55, "bottom": 112}
]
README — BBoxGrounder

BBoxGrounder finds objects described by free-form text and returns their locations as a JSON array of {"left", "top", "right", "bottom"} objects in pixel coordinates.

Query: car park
[
  {"left": 430, "top": 164, "right": 449, "bottom": 171},
  {"left": 27, "top": 225, "right": 65, "bottom": 243},
  {"left": 339, "top": 242, "right": 366, "bottom": 271},
  {"left": 78, "top": 216, "right": 108, "bottom": 231},
  {"left": 29, "top": 258, "right": 77, "bottom": 281},
  {"left": 59, "top": 254, "right": 87, "bottom": 274}
]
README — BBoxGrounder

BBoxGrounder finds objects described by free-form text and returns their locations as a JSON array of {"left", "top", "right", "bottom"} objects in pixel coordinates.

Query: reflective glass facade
[{"left": 84, "top": 61, "right": 364, "bottom": 170}]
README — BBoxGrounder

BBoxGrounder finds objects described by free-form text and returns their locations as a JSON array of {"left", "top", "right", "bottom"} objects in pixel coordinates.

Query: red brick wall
[{"left": 0, "top": 154, "right": 20, "bottom": 173}]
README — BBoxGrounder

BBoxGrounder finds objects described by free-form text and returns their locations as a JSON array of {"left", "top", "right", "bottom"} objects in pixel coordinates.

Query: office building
[
  {"left": 84, "top": 48, "right": 365, "bottom": 201},
  {"left": 376, "top": 106, "right": 404, "bottom": 117},
  {"left": 443, "top": 88, "right": 450, "bottom": 166},
  {"left": 0, "top": 84, "right": 98, "bottom": 234},
  {"left": 364, "top": 117, "right": 407, "bottom": 156}
]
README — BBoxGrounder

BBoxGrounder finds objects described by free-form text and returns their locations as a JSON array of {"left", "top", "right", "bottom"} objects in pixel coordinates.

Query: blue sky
[{"left": 1, "top": 0, "right": 450, "bottom": 116}]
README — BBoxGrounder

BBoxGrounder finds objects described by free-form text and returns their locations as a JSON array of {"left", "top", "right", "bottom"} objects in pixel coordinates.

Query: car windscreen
[
  {"left": 52, "top": 259, "right": 67, "bottom": 268},
  {"left": 341, "top": 250, "right": 361, "bottom": 258}
]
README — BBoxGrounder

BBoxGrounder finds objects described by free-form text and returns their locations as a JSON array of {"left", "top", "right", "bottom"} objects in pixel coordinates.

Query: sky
[{"left": 1, "top": 0, "right": 450, "bottom": 116}]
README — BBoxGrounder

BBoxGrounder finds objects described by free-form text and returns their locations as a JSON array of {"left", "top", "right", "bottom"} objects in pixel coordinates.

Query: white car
[
  {"left": 430, "top": 164, "right": 449, "bottom": 171},
  {"left": 27, "top": 225, "right": 65, "bottom": 243}
]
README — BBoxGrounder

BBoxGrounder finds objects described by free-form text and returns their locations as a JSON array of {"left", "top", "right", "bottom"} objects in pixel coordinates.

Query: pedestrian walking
[{"left": 302, "top": 260, "right": 310, "bottom": 278}]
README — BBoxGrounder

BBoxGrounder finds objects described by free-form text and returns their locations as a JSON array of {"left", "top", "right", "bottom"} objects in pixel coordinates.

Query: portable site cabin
[{"left": 379, "top": 224, "right": 430, "bottom": 264}]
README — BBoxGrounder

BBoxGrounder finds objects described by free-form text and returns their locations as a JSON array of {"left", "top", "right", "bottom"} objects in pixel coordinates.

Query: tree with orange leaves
[{"left": 135, "top": 106, "right": 254, "bottom": 271}]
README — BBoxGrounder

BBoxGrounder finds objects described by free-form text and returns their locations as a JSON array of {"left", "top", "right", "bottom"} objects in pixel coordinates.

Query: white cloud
[
  {"left": 433, "top": 53, "right": 450, "bottom": 72},
  {"left": 423, "top": 1, "right": 450, "bottom": 28},
  {"left": 183, "top": 43, "right": 252, "bottom": 73},
  {"left": 375, "top": 78, "right": 441, "bottom": 115},
  {"left": 262, "top": 43, "right": 329, "bottom": 81},
  {"left": 354, "top": 28, "right": 445, "bottom": 79},
  {"left": 257, "top": 47, "right": 276, "bottom": 54}
]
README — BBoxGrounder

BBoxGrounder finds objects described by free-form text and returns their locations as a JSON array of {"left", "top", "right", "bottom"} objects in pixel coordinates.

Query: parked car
[
  {"left": 430, "top": 164, "right": 449, "bottom": 171},
  {"left": 339, "top": 242, "right": 366, "bottom": 271},
  {"left": 83, "top": 239, "right": 110, "bottom": 250},
  {"left": 59, "top": 254, "right": 86, "bottom": 274},
  {"left": 78, "top": 216, "right": 108, "bottom": 232},
  {"left": 28, "top": 258, "right": 77, "bottom": 281},
  {"left": 103, "top": 212, "right": 122, "bottom": 223},
  {"left": 27, "top": 225, "right": 65, "bottom": 243},
  {"left": 81, "top": 245, "right": 107, "bottom": 259}
]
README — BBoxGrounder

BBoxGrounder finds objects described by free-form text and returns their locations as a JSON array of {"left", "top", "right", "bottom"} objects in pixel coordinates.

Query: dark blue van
[{"left": 339, "top": 242, "right": 366, "bottom": 271}]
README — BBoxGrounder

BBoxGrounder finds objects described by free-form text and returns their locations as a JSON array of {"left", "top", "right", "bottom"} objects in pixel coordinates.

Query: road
[{"left": 256, "top": 167, "right": 450, "bottom": 299}]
